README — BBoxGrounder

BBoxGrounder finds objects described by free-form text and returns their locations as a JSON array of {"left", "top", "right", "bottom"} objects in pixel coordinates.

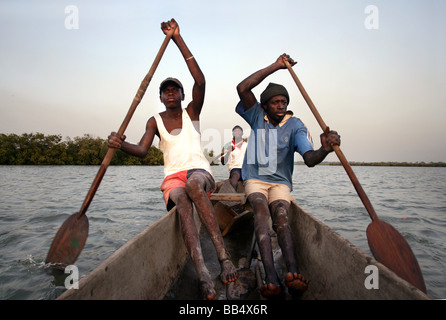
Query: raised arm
[
  {"left": 236, "top": 54, "right": 296, "bottom": 110},
  {"left": 161, "top": 19, "right": 205, "bottom": 121}
]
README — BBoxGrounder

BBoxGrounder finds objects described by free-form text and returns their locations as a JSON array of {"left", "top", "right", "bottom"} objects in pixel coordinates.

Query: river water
[{"left": 0, "top": 165, "right": 445, "bottom": 299}]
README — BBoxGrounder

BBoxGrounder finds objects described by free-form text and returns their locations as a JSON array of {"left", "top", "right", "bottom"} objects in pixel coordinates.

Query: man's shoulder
[
  {"left": 285, "top": 115, "right": 307, "bottom": 129},
  {"left": 236, "top": 101, "right": 264, "bottom": 127},
  {"left": 236, "top": 100, "right": 263, "bottom": 113}
]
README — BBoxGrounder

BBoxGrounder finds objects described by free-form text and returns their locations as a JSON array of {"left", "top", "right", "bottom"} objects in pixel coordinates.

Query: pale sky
[{"left": 1, "top": 0, "right": 445, "bottom": 162}]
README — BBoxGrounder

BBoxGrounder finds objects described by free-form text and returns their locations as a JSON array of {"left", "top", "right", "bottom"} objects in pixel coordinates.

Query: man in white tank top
[
  {"left": 108, "top": 19, "right": 237, "bottom": 300},
  {"left": 220, "top": 125, "right": 248, "bottom": 190}
]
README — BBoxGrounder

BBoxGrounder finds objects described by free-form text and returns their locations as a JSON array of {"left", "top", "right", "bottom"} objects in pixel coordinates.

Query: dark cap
[
  {"left": 159, "top": 77, "right": 184, "bottom": 94},
  {"left": 260, "top": 82, "right": 289, "bottom": 105}
]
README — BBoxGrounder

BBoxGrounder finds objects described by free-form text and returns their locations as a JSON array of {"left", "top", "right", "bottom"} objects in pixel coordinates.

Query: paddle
[
  {"left": 284, "top": 60, "right": 427, "bottom": 293},
  {"left": 46, "top": 27, "right": 176, "bottom": 268},
  {"left": 210, "top": 138, "right": 246, "bottom": 164}
]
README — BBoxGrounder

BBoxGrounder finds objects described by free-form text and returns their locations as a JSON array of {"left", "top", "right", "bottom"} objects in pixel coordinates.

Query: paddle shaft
[
  {"left": 211, "top": 139, "right": 245, "bottom": 163},
  {"left": 76, "top": 28, "right": 176, "bottom": 219},
  {"left": 285, "top": 62, "right": 428, "bottom": 293},
  {"left": 284, "top": 61, "right": 379, "bottom": 222}
]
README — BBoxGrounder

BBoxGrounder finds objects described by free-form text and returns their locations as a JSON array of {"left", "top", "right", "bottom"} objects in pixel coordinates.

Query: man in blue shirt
[{"left": 236, "top": 54, "right": 341, "bottom": 298}]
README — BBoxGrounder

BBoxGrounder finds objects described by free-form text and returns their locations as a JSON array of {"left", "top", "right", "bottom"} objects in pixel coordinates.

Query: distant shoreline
[
  {"left": 2, "top": 162, "right": 445, "bottom": 168},
  {"left": 295, "top": 161, "right": 446, "bottom": 167}
]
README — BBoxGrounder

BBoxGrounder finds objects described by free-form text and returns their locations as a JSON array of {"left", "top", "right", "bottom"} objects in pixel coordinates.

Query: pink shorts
[{"left": 160, "top": 169, "right": 215, "bottom": 210}]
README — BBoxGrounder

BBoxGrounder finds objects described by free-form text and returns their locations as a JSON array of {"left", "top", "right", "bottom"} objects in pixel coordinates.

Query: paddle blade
[
  {"left": 46, "top": 212, "right": 89, "bottom": 268},
  {"left": 367, "top": 219, "right": 426, "bottom": 293}
]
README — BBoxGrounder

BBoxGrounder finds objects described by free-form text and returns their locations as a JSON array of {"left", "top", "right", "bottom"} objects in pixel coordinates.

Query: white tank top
[
  {"left": 154, "top": 109, "right": 212, "bottom": 177},
  {"left": 228, "top": 140, "right": 248, "bottom": 172}
]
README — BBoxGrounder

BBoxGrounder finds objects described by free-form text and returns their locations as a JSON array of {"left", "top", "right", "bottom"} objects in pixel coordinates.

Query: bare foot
[
  {"left": 197, "top": 269, "right": 216, "bottom": 300},
  {"left": 285, "top": 272, "right": 309, "bottom": 292},
  {"left": 199, "top": 279, "right": 216, "bottom": 300},
  {"left": 220, "top": 259, "right": 238, "bottom": 284},
  {"left": 259, "top": 283, "right": 282, "bottom": 297}
]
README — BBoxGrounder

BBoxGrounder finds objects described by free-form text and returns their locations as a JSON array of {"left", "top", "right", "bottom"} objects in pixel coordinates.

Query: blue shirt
[{"left": 236, "top": 101, "right": 314, "bottom": 190}]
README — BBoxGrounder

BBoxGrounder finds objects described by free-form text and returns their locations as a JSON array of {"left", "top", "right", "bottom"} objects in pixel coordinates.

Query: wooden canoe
[{"left": 58, "top": 182, "right": 430, "bottom": 300}]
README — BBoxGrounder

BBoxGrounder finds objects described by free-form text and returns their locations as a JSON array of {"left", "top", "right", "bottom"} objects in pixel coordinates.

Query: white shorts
[{"left": 244, "top": 179, "right": 291, "bottom": 204}]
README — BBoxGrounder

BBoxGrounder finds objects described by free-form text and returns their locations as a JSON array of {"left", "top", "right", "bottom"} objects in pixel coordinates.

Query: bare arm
[
  {"left": 161, "top": 19, "right": 205, "bottom": 121},
  {"left": 303, "top": 128, "right": 341, "bottom": 167},
  {"left": 236, "top": 54, "right": 296, "bottom": 110},
  {"left": 108, "top": 117, "right": 158, "bottom": 158},
  {"left": 220, "top": 146, "right": 233, "bottom": 165}
]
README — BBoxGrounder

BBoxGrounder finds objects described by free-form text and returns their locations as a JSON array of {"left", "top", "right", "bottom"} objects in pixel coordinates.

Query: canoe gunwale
[
  {"left": 289, "top": 201, "right": 430, "bottom": 300},
  {"left": 58, "top": 207, "right": 201, "bottom": 300}
]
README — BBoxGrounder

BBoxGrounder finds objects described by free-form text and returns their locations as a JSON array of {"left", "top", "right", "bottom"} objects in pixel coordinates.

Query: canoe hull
[
  {"left": 58, "top": 207, "right": 199, "bottom": 300},
  {"left": 58, "top": 191, "right": 429, "bottom": 300},
  {"left": 289, "top": 202, "right": 429, "bottom": 299}
]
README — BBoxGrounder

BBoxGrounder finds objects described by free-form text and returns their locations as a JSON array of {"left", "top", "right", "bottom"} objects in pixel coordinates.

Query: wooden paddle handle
[
  {"left": 284, "top": 60, "right": 379, "bottom": 222},
  {"left": 77, "top": 27, "right": 176, "bottom": 218}
]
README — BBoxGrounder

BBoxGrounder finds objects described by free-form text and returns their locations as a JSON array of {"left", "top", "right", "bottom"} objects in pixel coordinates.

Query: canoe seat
[
  {"left": 211, "top": 180, "right": 253, "bottom": 236},
  {"left": 211, "top": 180, "right": 296, "bottom": 236}
]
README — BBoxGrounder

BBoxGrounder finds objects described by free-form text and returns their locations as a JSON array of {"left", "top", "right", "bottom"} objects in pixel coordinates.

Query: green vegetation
[
  {"left": 0, "top": 133, "right": 164, "bottom": 165},
  {"left": 1, "top": 132, "right": 444, "bottom": 167}
]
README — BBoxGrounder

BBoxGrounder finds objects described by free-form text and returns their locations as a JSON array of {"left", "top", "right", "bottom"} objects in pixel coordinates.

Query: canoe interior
[
  {"left": 164, "top": 217, "right": 257, "bottom": 300},
  {"left": 167, "top": 201, "right": 430, "bottom": 300},
  {"left": 58, "top": 180, "right": 429, "bottom": 300}
]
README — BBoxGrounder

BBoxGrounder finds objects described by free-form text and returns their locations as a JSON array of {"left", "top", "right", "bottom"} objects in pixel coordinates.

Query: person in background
[{"left": 220, "top": 125, "right": 248, "bottom": 191}]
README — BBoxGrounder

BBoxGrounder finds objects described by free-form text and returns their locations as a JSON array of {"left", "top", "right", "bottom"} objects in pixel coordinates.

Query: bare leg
[
  {"left": 248, "top": 192, "right": 281, "bottom": 297},
  {"left": 270, "top": 200, "right": 309, "bottom": 292},
  {"left": 170, "top": 187, "right": 216, "bottom": 300},
  {"left": 229, "top": 170, "right": 241, "bottom": 191},
  {"left": 185, "top": 173, "right": 238, "bottom": 284}
]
